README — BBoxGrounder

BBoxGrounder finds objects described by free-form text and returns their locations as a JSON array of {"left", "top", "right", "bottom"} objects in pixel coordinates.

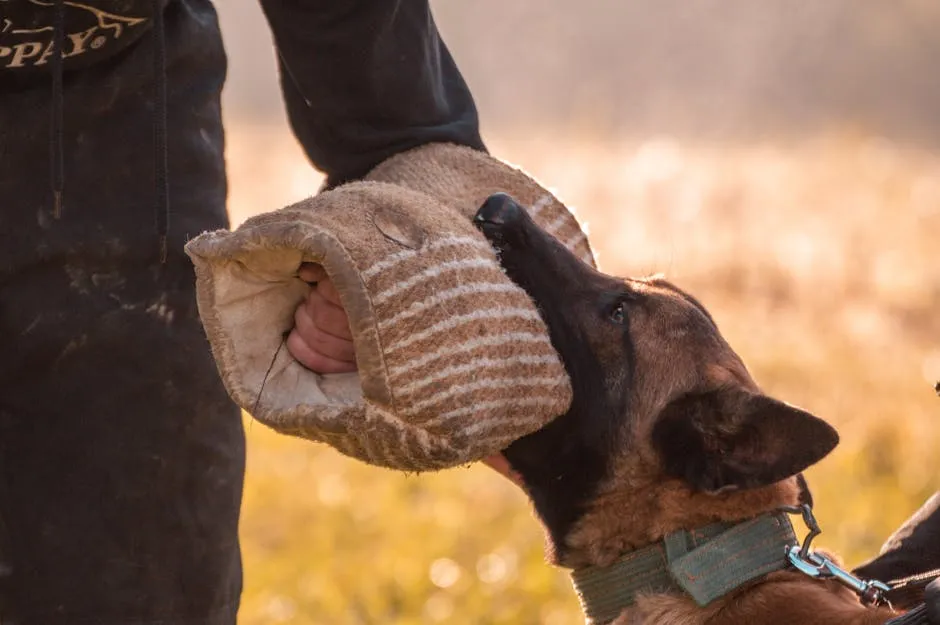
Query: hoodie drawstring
[
  {"left": 51, "top": 0, "right": 65, "bottom": 219},
  {"left": 49, "top": 0, "right": 170, "bottom": 263},
  {"left": 152, "top": 0, "right": 169, "bottom": 264}
]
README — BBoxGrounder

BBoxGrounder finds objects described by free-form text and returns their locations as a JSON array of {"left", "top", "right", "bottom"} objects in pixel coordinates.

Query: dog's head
[{"left": 474, "top": 193, "right": 839, "bottom": 567}]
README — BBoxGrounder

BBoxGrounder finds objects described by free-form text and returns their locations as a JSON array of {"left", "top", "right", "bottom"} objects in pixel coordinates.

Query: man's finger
[
  {"left": 293, "top": 305, "right": 356, "bottom": 362},
  {"left": 286, "top": 330, "right": 357, "bottom": 374},
  {"left": 303, "top": 289, "right": 353, "bottom": 340}
]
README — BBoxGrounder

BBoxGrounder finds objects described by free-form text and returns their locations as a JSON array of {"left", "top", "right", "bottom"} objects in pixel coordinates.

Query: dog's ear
[{"left": 651, "top": 389, "right": 839, "bottom": 493}]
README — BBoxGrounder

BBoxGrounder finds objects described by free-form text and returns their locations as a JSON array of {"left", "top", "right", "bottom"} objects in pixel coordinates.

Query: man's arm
[{"left": 258, "top": 0, "right": 487, "bottom": 188}]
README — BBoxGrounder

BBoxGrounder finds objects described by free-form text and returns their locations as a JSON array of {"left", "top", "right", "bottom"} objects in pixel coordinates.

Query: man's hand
[
  {"left": 288, "top": 264, "right": 524, "bottom": 488},
  {"left": 287, "top": 263, "right": 357, "bottom": 374}
]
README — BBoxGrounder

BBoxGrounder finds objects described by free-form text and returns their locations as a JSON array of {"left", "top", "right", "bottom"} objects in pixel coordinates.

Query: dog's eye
[{"left": 609, "top": 302, "right": 626, "bottom": 324}]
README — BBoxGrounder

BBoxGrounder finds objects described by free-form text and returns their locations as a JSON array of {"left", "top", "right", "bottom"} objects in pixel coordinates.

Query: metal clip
[
  {"left": 783, "top": 504, "right": 892, "bottom": 607},
  {"left": 785, "top": 503, "right": 822, "bottom": 560}
]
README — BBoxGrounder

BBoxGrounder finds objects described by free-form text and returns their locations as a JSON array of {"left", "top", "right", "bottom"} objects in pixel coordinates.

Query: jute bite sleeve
[{"left": 185, "top": 143, "right": 595, "bottom": 471}]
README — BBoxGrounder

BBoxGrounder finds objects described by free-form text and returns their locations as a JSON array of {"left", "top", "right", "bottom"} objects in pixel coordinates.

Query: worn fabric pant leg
[
  {"left": 0, "top": 1, "right": 244, "bottom": 623},
  {"left": 0, "top": 261, "right": 245, "bottom": 625}
]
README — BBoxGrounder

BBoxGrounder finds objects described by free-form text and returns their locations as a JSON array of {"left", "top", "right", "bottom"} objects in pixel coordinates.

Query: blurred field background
[{"left": 216, "top": 2, "right": 940, "bottom": 623}]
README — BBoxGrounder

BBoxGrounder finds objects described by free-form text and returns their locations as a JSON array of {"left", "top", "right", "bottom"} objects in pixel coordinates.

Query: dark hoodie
[
  {"left": 0, "top": 1, "right": 483, "bottom": 623},
  {"left": 0, "top": 0, "right": 485, "bottom": 268}
]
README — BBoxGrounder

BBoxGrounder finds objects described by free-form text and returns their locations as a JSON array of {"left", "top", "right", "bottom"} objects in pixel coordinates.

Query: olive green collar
[{"left": 570, "top": 511, "right": 798, "bottom": 624}]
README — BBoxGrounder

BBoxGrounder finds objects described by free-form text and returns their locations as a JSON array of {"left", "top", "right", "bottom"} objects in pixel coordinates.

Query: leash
[
  {"left": 783, "top": 504, "right": 893, "bottom": 606},
  {"left": 785, "top": 504, "right": 940, "bottom": 603},
  {"left": 785, "top": 504, "right": 940, "bottom": 625},
  {"left": 885, "top": 579, "right": 940, "bottom": 625},
  {"left": 883, "top": 570, "right": 940, "bottom": 610}
]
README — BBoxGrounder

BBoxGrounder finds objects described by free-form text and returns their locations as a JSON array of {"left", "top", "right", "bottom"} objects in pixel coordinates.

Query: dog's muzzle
[{"left": 474, "top": 193, "right": 536, "bottom": 254}]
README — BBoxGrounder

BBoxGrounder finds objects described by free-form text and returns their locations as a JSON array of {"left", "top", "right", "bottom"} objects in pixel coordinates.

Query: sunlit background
[{"left": 215, "top": 2, "right": 940, "bottom": 623}]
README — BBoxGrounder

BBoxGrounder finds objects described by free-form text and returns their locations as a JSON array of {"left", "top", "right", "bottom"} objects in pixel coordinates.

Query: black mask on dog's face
[
  {"left": 475, "top": 193, "right": 836, "bottom": 562},
  {"left": 475, "top": 193, "right": 643, "bottom": 555}
]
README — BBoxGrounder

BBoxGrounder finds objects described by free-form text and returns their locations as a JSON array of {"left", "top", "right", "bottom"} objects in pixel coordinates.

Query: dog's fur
[{"left": 474, "top": 193, "right": 900, "bottom": 625}]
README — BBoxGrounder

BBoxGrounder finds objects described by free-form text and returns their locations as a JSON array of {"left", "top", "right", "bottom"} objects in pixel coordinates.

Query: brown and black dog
[{"left": 472, "top": 193, "right": 926, "bottom": 625}]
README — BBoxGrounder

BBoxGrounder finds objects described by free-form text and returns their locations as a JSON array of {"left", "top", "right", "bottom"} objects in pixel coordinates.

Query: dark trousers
[{"left": 0, "top": 2, "right": 242, "bottom": 623}]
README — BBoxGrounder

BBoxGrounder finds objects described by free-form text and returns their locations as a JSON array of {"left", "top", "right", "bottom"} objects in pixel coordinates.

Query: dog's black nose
[{"left": 474, "top": 193, "right": 525, "bottom": 226}]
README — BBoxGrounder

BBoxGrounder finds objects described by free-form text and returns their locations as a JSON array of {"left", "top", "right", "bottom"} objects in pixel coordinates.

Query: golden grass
[{"left": 226, "top": 124, "right": 939, "bottom": 624}]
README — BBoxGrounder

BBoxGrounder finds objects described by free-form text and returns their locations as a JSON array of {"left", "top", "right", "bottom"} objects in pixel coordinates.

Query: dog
[{"left": 471, "top": 192, "right": 921, "bottom": 625}]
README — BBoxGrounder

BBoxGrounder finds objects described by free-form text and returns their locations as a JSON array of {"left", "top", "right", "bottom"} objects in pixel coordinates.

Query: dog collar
[{"left": 570, "top": 511, "right": 798, "bottom": 624}]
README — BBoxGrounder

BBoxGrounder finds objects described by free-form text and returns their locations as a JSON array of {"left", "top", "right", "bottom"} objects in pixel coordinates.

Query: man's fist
[
  {"left": 288, "top": 265, "right": 524, "bottom": 485},
  {"left": 287, "top": 263, "right": 357, "bottom": 374}
]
